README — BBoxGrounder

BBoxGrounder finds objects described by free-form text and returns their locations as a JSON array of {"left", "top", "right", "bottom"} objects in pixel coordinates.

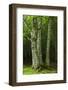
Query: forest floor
[{"left": 23, "top": 65, "right": 57, "bottom": 75}]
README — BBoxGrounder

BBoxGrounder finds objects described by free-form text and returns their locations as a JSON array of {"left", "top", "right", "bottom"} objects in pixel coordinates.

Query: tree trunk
[
  {"left": 46, "top": 17, "right": 52, "bottom": 66},
  {"left": 31, "top": 17, "right": 39, "bottom": 69},
  {"left": 31, "top": 17, "right": 43, "bottom": 70},
  {"left": 37, "top": 17, "right": 43, "bottom": 66}
]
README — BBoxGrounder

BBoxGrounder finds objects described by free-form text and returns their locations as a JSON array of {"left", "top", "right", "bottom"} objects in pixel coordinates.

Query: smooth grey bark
[
  {"left": 31, "top": 17, "right": 38, "bottom": 69},
  {"left": 31, "top": 17, "right": 43, "bottom": 69},
  {"left": 37, "top": 17, "right": 43, "bottom": 66},
  {"left": 46, "top": 17, "right": 52, "bottom": 66}
]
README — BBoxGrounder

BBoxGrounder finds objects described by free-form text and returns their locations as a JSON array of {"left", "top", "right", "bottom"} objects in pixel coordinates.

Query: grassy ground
[{"left": 23, "top": 65, "right": 57, "bottom": 75}]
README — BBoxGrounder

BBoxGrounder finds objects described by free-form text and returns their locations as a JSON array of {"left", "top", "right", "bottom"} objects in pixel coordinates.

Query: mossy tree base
[{"left": 23, "top": 65, "right": 57, "bottom": 75}]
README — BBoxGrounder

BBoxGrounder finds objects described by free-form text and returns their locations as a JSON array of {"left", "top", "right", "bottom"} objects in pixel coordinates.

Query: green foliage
[
  {"left": 23, "top": 15, "right": 49, "bottom": 41},
  {"left": 23, "top": 15, "right": 33, "bottom": 40}
]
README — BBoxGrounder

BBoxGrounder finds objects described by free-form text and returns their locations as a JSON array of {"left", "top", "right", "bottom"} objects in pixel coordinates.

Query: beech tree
[
  {"left": 45, "top": 17, "right": 52, "bottom": 66},
  {"left": 31, "top": 16, "right": 43, "bottom": 70}
]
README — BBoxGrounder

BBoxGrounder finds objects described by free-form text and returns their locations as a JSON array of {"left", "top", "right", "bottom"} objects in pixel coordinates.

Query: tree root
[{"left": 32, "top": 65, "right": 45, "bottom": 72}]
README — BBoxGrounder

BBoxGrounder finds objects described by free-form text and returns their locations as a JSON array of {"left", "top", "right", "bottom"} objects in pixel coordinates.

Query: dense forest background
[{"left": 23, "top": 15, "right": 57, "bottom": 75}]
